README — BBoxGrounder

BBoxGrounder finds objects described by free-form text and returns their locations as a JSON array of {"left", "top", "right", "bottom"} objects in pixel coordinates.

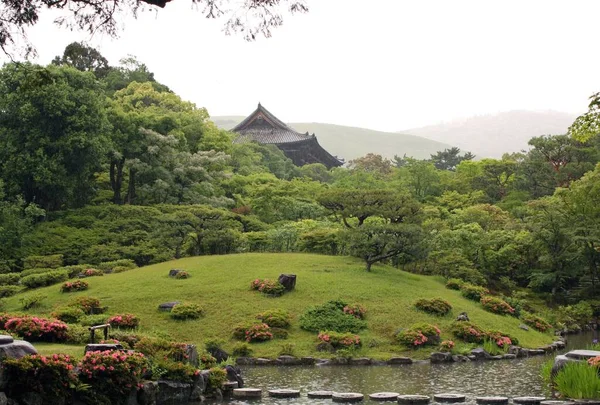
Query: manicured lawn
[{"left": 4, "top": 253, "right": 554, "bottom": 359}]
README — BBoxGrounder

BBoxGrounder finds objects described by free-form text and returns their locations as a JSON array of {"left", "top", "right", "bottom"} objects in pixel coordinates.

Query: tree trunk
[
  {"left": 110, "top": 158, "right": 125, "bottom": 204},
  {"left": 125, "top": 168, "right": 136, "bottom": 205},
  {"left": 365, "top": 261, "right": 373, "bottom": 272}
]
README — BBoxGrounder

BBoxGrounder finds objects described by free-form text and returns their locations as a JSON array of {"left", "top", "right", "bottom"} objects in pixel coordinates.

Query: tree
[
  {"left": 430, "top": 147, "right": 475, "bottom": 171},
  {"left": 0, "top": 63, "right": 110, "bottom": 210},
  {"left": 396, "top": 158, "right": 441, "bottom": 200},
  {"left": 0, "top": 0, "right": 308, "bottom": 57},
  {"left": 52, "top": 42, "right": 110, "bottom": 78},
  {"left": 569, "top": 92, "right": 600, "bottom": 143},
  {"left": 348, "top": 153, "right": 393, "bottom": 176}
]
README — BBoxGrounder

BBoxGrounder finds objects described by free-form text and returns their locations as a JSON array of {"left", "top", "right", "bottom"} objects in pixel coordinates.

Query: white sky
[{"left": 6, "top": 0, "right": 600, "bottom": 131}]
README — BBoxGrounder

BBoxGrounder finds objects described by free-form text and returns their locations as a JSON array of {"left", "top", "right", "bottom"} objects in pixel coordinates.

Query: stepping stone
[
  {"left": 308, "top": 391, "right": 334, "bottom": 399},
  {"left": 0, "top": 335, "right": 14, "bottom": 345},
  {"left": 157, "top": 301, "right": 180, "bottom": 312},
  {"left": 513, "top": 397, "right": 546, "bottom": 405},
  {"left": 573, "top": 402, "right": 600, "bottom": 405},
  {"left": 540, "top": 402, "right": 576, "bottom": 405},
  {"left": 476, "top": 397, "right": 508, "bottom": 405},
  {"left": 369, "top": 392, "right": 400, "bottom": 401},
  {"left": 233, "top": 388, "right": 262, "bottom": 399},
  {"left": 269, "top": 389, "right": 301, "bottom": 398},
  {"left": 398, "top": 395, "right": 431, "bottom": 405},
  {"left": 434, "top": 394, "right": 467, "bottom": 403},
  {"left": 332, "top": 392, "right": 364, "bottom": 402},
  {"left": 222, "top": 381, "right": 238, "bottom": 390}
]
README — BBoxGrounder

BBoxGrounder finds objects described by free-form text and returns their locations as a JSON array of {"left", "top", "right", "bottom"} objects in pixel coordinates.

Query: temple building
[{"left": 232, "top": 104, "right": 344, "bottom": 169}]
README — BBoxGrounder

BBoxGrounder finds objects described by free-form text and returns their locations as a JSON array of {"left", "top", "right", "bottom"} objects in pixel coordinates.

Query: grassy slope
[
  {"left": 4, "top": 254, "right": 553, "bottom": 359},
  {"left": 211, "top": 116, "right": 452, "bottom": 160}
]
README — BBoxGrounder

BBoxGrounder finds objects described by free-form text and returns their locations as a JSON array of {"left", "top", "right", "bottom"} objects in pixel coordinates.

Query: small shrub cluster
[
  {"left": 256, "top": 309, "right": 291, "bottom": 328},
  {"left": 243, "top": 323, "right": 273, "bottom": 342},
  {"left": 480, "top": 296, "right": 515, "bottom": 316},
  {"left": 23, "top": 254, "right": 63, "bottom": 270},
  {"left": 20, "top": 293, "right": 46, "bottom": 309},
  {"left": 232, "top": 342, "right": 253, "bottom": 356},
  {"left": 396, "top": 323, "right": 441, "bottom": 347},
  {"left": 521, "top": 312, "right": 552, "bottom": 332},
  {"left": 79, "top": 314, "right": 108, "bottom": 326},
  {"left": 439, "top": 340, "right": 455, "bottom": 352},
  {"left": 70, "top": 296, "right": 104, "bottom": 315},
  {"left": 299, "top": 300, "right": 367, "bottom": 333},
  {"left": 487, "top": 330, "right": 518, "bottom": 347},
  {"left": 343, "top": 303, "right": 367, "bottom": 319},
  {"left": 460, "top": 283, "right": 489, "bottom": 301},
  {"left": 175, "top": 271, "right": 190, "bottom": 279},
  {"left": 0, "top": 285, "right": 22, "bottom": 297},
  {"left": 108, "top": 314, "right": 139, "bottom": 329},
  {"left": 445, "top": 278, "right": 464, "bottom": 290},
  {"left": 414, "top": 298, "right": 452, "bottom": 316},
  {"left": 51, "top": 307, "right": 85, "bottom": 323},
  {"left": 135, "top": 337, "right": 192, "bottom": 363},
  {"left": 207, "top": 367, "right": 228, "bottom": 393},
  {"left": 83, "top": 268, "right": 103, "bottom": 277},
  {"left": 21, "top": 270, "right": 68, "bottom": 289},
  {"left": 151, "top": 358, "right": 199, "bottom": 382},
  {"left": 171, "top": 303, "right": 203, "bottom": 320},
  {"left": 4, "top": 316, "right": 69, "bottom": 342},
  {"left": 0, "top": 273, "right": 20, "bottom": 286},
  {"left": 588, "top": 356, "right": 600, "bottom": 368},
  {"left": 60, "top": 280, "right": 89, "bottom": 293},
  {"left": 450, "top": 321, "right": 486, "bottom": 343},
  {"left": 250, "top": 278, "right": 286, "bottom": 296},
  {"left": 96, "top": 259, "right": 137, "bottom": 273},
  {"left": 317, "top": 331, "right": 361, "bottom": 349}
]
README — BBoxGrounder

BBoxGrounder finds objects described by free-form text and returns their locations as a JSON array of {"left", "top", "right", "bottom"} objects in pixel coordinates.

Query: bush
[
  {"left": 279, "top": 343, "right": 295, "bottom": 356},
  {"left": 521, "top": 312, "right": 552, "bottom": 332},
  {"left": 135, "top": 337, "right": 192, "bottom": 363},
  {"left": 20, "top": 293, "right": 47, "bottom": 310},
  {"left": 51, "top": 307, "right": 85, "bottom": 323},
  {"left": 113, "top": 266, "right": 132, "bottom": 274},
  {"left": 256, "top": 309, "right": 291, "bottom": 328},
  {"left": 439, "top": 340, "right": 455, "bottom": 352},
  {"left": 19, "top": 267, "right": 55, "bottom": 277},
  {"left": 171, "top": 303, "right": 203, "bottom": 320},
  {"left": 65, "top": 324, "right": 89, "bottom": 344},
  {"left": 450, "top": 321, "right": 486, "bottom": 343},
  {"left": 108, "top": 314, "right": 139, "bottom": 329},
  {"left": 558, "top": 302, "right": 594, "bottom": 327},
  {"left": 58, "top": 265, "right": 91, "bottom": 278},
  {"left": 151, "top": 358, "right": 199, "bottom": 383},
  {"left": 250, "top": 278, "right": 286, "bottom": 296},
  {"left": 23, "top": 254, "right": 63, "bottom": 270},
  {"left": 60, "top": 280, "right": 89, "bottom": 293},
  {"left": 271, "top": 327, "right": 289, "bottom": 339},
  {"left": 343, "top": 303, "right": 367, "bottom": 319},
  {"left": 70, "top": 296, "right": 104, "bottom": 315},
  {"left": 96, "top": 259, "right": 137, "bottom": 273},
  {"left": 414, "top": 298, "right": 452, "bottom": 316},
  {"left": 21, "top": 270, "right": 68, "bottom": 289},
  {"left": 299, "top": 300, "right": 366, "bottom": 333},
  {"left": 486, "top": 330, "right": 519, "bottom": 347},
  {"left": 460, "top": 283, "right": 489, "bottom": 301},
  {"left": 79, "top": 314, "right": 109, "bottom": 327},
  {"left": 207, "top": 367, "right": 228, "bottom": 393},
  {"left": 396, "top": 323, "right": 441, "bottom": 347},
  {"left": 4, "top": 316, "right": 69, "bottom": 342},
  {"left": 175, "top": 271, "right": 190, "bottom": 279},
  {"left": 0, "top": 273, "right": 20, "bottom": 286},
  {"left": 480, "top": 296, "right": 515, "bottom": 316},
  {"left": 0, "top": 285, "right": 22, "bottom": 298},
  {"left": 242, "top": 323, "right": 273, "bottom": 342},
  {"left": 232, "top": 342, "right": 253, "bottom": 357},
  {"left": 318, "top": 331, "right": 361, "bottom": 349},
  {"left": 3, "top": 354, "right": 77, "bottom": 402},
  {"left": 82, "top": 268, "right": 103, "bottom": 277},
  {"left": 445, "top": 278, "right": 464, "bottom": 290}
]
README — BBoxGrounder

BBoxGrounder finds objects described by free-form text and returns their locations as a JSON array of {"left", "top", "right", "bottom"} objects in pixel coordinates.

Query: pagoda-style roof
[{"left": 232, "top": 103, "right": 343, "bottom": 169}]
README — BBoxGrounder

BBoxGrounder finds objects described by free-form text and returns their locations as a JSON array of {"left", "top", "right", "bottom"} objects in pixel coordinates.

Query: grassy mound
[{"left": 2, "top": 253, "right": 554, "bottom": 359}]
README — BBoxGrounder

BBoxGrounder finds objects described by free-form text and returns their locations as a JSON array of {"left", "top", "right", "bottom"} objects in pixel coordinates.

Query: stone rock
[
  {"left": 207, "top": 346, "right": 228, "bottom": 363},
  {"left": 269, "top": 389, "right": 301, "bottom": 398},
  {"left": 189, "top": 373, "right": 207, "bottom": 402},
  {"left": 388, "top": 357, "right": 413, "bottom": 365},
  {"left": 277, "top": 355, "right": 302, "bottom": 365},
  {"left": 519, "top": 324, "right": 530, "bottom": 331},
  {"left": 182, "top": 344, "right": 199, "bottom": 367},
  {"left": 0, "top": 336, "right": 14, "bottom": 345},
  {"left": 225, "top": 365, "right": 244, "bottom": 388},
  {"left": 235, "top": 357, "right": 254, "bottom": 365},
  {"left": 565, "top": 349, "right": 600, "bottom": 360},
  {"left": 138, "top": 381, "right": 158, "bottom": 405},
  {"left": 317, "top": 342, "right": 335, "bottom": 352},
  {"left": 156, "top": 381, "right": 192, "bottom": 404},
  {"left": 452, "top": 355, "right": 470, "bottom": 362},
  {"left": 332, "top": 392, "right": 364, "bottom": 403},
  {"left": 467, "top": 355, "right": 476, "bottom": 361},
  {"left": 530, "top": 349, "right": 546, "bottom": 356},
  {"left": 278, "top": 274, "right": 296, "bottom": 291},
  {"left": 471, "top": 348, "right": 492, "bottom": 360},
  {"left": 476, "top": 397, "right": 509, "bottom": 405},
  {"left": 0, "top": 393, "right": 6, "bottom": 405},
  {"left": 502, "top": 354, "right": 516, "bottom": 360},
  {"left": 255, "top": 357, "right": 274, "bottom": 366},
  {"left": 540, "top": 402, "right": 576, "bottom": 405},
  {"left": 456, "top": 312, "right": 470, "bottom": 322},
  {"left": 434, "top": 394, "right": 467, "bottom": 403},
  {"left": 349, "top": 357, "right": 372, "bottom": 365},
  {"left": 398, "top": 395, "right": 430, "bottom": 405},
  {"left": 233, "top": 388, "right": 262, "bottom": 399},
  {"left": 553, "top": 341, "right": 566, "bottom": 349},
  {"left": 372, "top": 360, "right": 387, "bottom": 366},
  {"left": 308, "top": 391, "right": 334, "bottom": 399},
  {"left": 369, "top": 392, "right": 400, "bottom": 401},
  {"left": 513, "top": 397, "right": 546, "bottom": 405},
  {"left": 19, "top": 392, "right": 46, "bottom": 405},
  {"left": 0, "top": 340, "right": 37, "bottom": 361},
  {"left": 301, "top": 356, "right": 316, "bottom": 365},
  {"left": 431, "top": 352, "right": 453, "bottom": 363},
  {"left": 157, "top": 301, "right": 180, "bottom": 312},
  {"left": 551, "top": 354, "right": 574, "bottom": 377},
  {"left": 169, "top": 269, "right": 183, "bottom": 277},
  {"left": 490, "top": 355, "right": 503, "bottom": 360},
  {"left": 84, "top": 343, "right": 123, "bottom": 353}
]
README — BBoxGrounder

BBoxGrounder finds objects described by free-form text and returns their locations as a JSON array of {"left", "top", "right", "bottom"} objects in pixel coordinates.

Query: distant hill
[
  {"left": 211, "top": 116, "right": 452, "bottom": 161},
  {"left": 398, "top": 110, "right": 578, "bottom": 158}
]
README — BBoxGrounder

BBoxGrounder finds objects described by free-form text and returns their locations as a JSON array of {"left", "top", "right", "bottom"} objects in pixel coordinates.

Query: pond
[{"left": 223, "top": 332, "right": 597, "bottom": 405}]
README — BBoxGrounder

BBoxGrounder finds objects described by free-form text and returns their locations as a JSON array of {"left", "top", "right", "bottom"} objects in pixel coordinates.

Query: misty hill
[
  {"left": 399, "top": 110, "right": 578, "bottom": 158},
  {"left": 212, "top": 116, "right": 452, "bottom": 161}
]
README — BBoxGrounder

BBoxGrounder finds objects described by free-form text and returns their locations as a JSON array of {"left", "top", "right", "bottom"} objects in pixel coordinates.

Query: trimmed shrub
[
  {"left": 151, "top": 358, "right": 199, "bottom": 382},
  {"left": 65, "top": 324, "right": 89, "bottom": 344},
  {"left": 256, "top": 309, "right": 291, "bottom": 328},
  {"left": 171, "top": 303, "right": 203, "bottom": 320},
  {"left": 23, "top": 254, "right": 63, "bottom": 270},
  {"left": 4, "top": 316, "right": 69, "bottom": 342},
  {"left": 207, "top": 367, "right": 228, "bottom": 393},
  {"left": 450, "top": 321, "right": 486, "bottom": 343},
  {"left": 250, "top": 278, "right": 286, "bottom": 296},
  {"left": 299, "top": 300, "right": 366, "bottom": 333},
  {"left": 82, "top": 268, "right": 103, "bottom": 277},
  {"left": 135, "top": 337, "right": 192, "bottom": 363},
  {"left": 113, "top": 266, "right": 132, "bottom": 274},
  {"left": 51, "top": 307, "right": 85, "bottom": 324},
  {"left": 317, "top": 331, "right": 361, "bottom": 349},
  {"left": 60, "top": 280, "right": 89, "bottom": 293},
  {"left": 108, "top": 314, "right": 139, "bottom": 329},
  {"left": 521, "top": 312, "right": 552, "bottom": 332},
  {"left": 343, "top": 303, "right": 367, "bottom": 319},
  {"left": 0, "top": 273, "right": 20, "bottom": 286},
  {"left": 0, "top": 285, "right": 22, "bottom": 298},
  {"left": 460, "top": 283, "right": 489, "bottom": 301},
  {"left": 21, "top": 270, "right": 68, "bottom": 289},
  {"left": 232, "top": 342, "right": 253, "bottom": 357},
  {"left": 20, "top": 268, "right": 57, "bottom": 277},
  {"left": 238, "top": 323, "right": 273, "bottom": 342},
  {"left": 415, "top": 298, "right": 452, "bottom": 316},
  {"left": 486, "top": 330, "right": 519, "bottom": 347},
  {"left": 445, "top": 278, "right": 464, "bottom": 290},
  {"left": 175, "top": 271, "right": 190, "bottom": 279},
  {"left": 396, "top": 323, "right": 441, "bottom": 347},
  {"left": 439, "top": 340, "right": 455, "bottom": 352},
  {"left": 20, "top": 293, "right": 46, "bottom": 310},
  {"left": 69, "top": 296, "right": 104, "bottom": 315},
  {"left": 96, "top": 259, "right": 137, "bottom": 273},
  {"left": 271, "top": 327, "right": 289, "bottom": 339},
  {"left": 79, "top": 314, "right": 109, "bottom": 327},
  {"left": 58, "top": 265, "right": 92, "bottom": 278},
  {"left": 480, "top": 296, "right": 515, "bottom": 316}
]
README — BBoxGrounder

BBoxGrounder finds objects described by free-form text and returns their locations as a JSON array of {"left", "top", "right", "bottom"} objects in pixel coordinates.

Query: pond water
[{"left": 220, "top": 332, "right": 598, "bottom": 405}]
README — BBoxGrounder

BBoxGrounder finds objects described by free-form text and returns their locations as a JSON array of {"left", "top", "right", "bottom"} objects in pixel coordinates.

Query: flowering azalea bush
[
  {"left": 256, "top": 308, "right": 291, "bottom": 328},
  {"left": 175, "top": 271, "right": 190, "bottom": 279},
  {"left": 69, "top": 296, "right": 105, "bottom": 314},
  {"left": 450, "top": 321, "right": 486, "bottom": 343},
  {"left": 480, "top": 296, "right": 515, "bottom": 316},
  {"left": 83, "top": 268, "right": 103, "bottom": 277},
  {"left": 317, "top": 331, "right": 361, "bottom": 349},
  {"left": 3, "top": 354, "right": 77, "bottom": 402},
  {"left": 521, "top": 312, "right": 552, "bottom": 332},
  {"left": 487, "top": 330, "right": 519, "bottom": 346},
  {"left": 60, "top": 280, "right": 89, "bottom": 293},
  {"left": 460, "top": 283, "right": 489, "bottom": 301},
  {"left": 588, "top": 356, "right": 600, "bottom": 368},
  {"left": 396, "top": 323, "right": 441, "bottom": 347},
  {"left": 415, "top": 298, "right": 452, "bottom": 316},
  {"left": 250, "top": 278, "right": 286, "bottom": 296},
  {"left": 439, "top": 340, "right": 455, "bottom": 352},
  {"left": 108, "top": 314, "right": 139, "bottom": 329},
  {"left": 79, "top": 350, "right": 149, "bottom": 400},
  {"left": 4, "top": 316, "right": 69, "bottom": 342},
  {"left": 244, "top": 323, "right": 273, "bottom": 342},
  {"left": 343, "top": 304, "right": 367, "bottom": 319}
]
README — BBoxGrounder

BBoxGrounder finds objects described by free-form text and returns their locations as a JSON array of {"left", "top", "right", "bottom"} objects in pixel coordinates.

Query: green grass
[{"left": 2, "top": 253, "right": 554, "bottom": 359}]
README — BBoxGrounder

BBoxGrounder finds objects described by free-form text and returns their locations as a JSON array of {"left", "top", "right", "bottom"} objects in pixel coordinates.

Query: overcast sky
[{"left": 7, "top": 0, "right": 600, "bottom": 131}]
